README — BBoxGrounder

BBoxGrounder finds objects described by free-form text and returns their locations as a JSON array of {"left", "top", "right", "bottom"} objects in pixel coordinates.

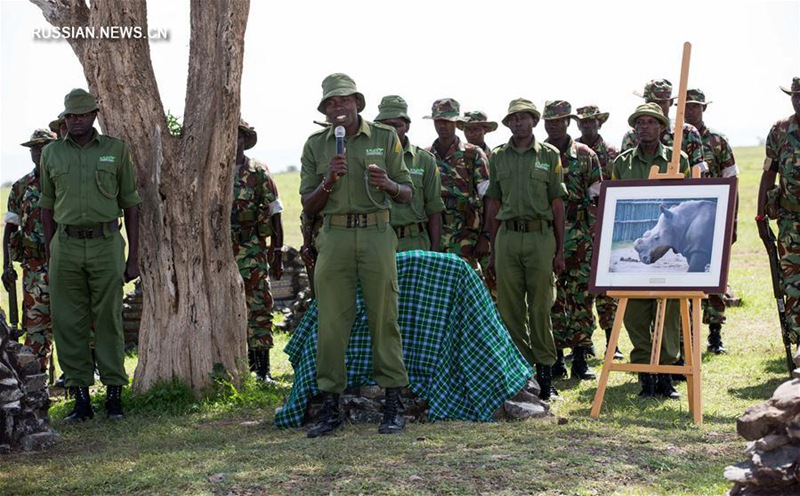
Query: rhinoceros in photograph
[{"left": 633, "top": 200, "right": 717, "bottom": 272}]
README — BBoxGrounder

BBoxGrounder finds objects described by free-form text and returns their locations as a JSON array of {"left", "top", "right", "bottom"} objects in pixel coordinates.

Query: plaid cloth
[{"left": 274, "top": 251, "right": 534, "bottom": 428}]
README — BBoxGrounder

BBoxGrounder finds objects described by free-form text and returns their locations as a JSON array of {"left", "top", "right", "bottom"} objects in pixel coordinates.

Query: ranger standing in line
[
  {"left": 231, "top": 120, "right": 284, "bottom": 382},
  {"left": 575, "top": 104, "right": 622, "bottom": 360},
  {"left": 375, "top": 95, "right": 445, "bottom": 252},
  {"left": 458, "top": 110, "right": 498, "bottom": 156}
]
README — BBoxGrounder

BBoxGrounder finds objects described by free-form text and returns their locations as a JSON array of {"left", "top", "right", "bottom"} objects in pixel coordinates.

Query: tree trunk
[{"left": 30, "top": 0, "right": 250, "bottom": 394}]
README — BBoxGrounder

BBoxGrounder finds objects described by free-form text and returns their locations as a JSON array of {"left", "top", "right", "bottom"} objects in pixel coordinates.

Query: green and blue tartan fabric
[{"left": 274, "top": 251, "right": 533, "bottom": 428}]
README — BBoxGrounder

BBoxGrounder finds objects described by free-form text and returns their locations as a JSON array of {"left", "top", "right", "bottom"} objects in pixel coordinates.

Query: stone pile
[
  {"left": 273, "top": 246, "right": 313, "bottom": 332},
  {"left": 0, "top": 310, "right": 58, "bottom": 453},
  {"left": 724, "top": 369, "right": 800, "bottom": 495}
]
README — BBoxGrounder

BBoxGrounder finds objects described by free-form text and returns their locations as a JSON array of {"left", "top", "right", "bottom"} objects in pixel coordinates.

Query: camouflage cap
[
  {"left": 628, "top": 102, "right": 669, "bottom": 128},
  {"left": 62, "top": 88, "right": 99, "bottom": 115},
  {"left": 501, "top": 98, "right": 540, "bottom": 126},
  {"left": 638, "top": 79, "right": 673, "bottom": 102},
  {"left": 375, "top": 95, "right": 411, "bottom": 123},
  {"left": 423, "top": 98, "right": 462, "bottom": 122},
  {"left": 780, "top": 77, "right": 800, "bottom": 95},
  {"left": 317, "top": 73, "right": 365, "bottom": 114},
  {"left": 21, "top": 129, "right": 58, "bottom": 148},
  {"left": 238, "top": 119, "right": 257, "bottom": 150},
  {"left": 48, "top": 117, "right": 65, "bottom": 134},
  {"left": 575, "top": 105, "right": 609, "bottom": 124},
  {"left": 542, "top": 100, "right": 576, "bottom": 121},
  {"left": 685, "top": 88, "right": 711, "bottom": 105},
  {"left": 457, "top": 111, "right": 498, "bottom": 132}
]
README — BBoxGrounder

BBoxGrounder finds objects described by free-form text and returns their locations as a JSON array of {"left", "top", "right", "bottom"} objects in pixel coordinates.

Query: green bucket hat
[
  {"left": 575, "top": 105, "right": 609, "bottom": 124},
  {"left": 628, "top": 102, "right": 670, "bottom": 128},
  {"left": 21, "top": 128, "right": 58, "bottom": 148},
  {"left": 423, "top": 98, "right": 462, "bottom": 121},
  {"left": 685, "top": 88, "right": 711, "bottom": 105},
  {"left": 780, "top": 77, "right": 800, "bottom": 95},
  {"left": 62, "top": 88, "right": 99, "bottom": 115},
  {"left": 375, "top": 95, "right": 411, "bottom": 122},
  {"left": 238, "top": 119, "right": 257, "bottom": 150},
  {"left": 48, "top": 116, "right": 65, "bottom": 134},
  {"left": 502, "top": 98, "right": 540, "bottom": 126},
  {"left": 542, "top": 100, "right": 576, "bottom": 121},
  {"left": 637, "top": 79, "right": 673, "bottom": 102},
  {"left": 317, "top": 73, "right": 365, "bottom": 114},
  {"left": 457, "top": 111, "right": 498, "bottom": 132}
]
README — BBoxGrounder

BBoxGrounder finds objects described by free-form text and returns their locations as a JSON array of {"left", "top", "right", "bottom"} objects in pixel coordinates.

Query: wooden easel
[{"left": 590, "top": 42, "right": 707, "bottom": 425}]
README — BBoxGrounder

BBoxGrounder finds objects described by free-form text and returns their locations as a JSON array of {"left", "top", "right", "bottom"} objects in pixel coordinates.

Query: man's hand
[
  {"left": 124, "top": 258, "right": 140, "bottom": 283},
  {"left": 328, "top": 155, "right": 348, "bottom": 182},
  {"left": 367, "top": 164, "right": 394, "bottom": 192},
  {"left": 553, "top": 252, "right": 565, "bottom": 276},
  {"left": 756, "top": 217, "right": 769, "bottom": 244},
  {"left": 2, "top": 266, "right": 17, "bottom": 292},
  {"left": 485, "top": 255, "right": 497, "bottom": 290},
  {"left": 300, "top": 245, "right": 317, "bottom": 268},
  {"left": 270, "top": 251, "right": 283, "bottom": 281},
  {"left": 474, "top": 236, "right": 490, "bottom": 259}
]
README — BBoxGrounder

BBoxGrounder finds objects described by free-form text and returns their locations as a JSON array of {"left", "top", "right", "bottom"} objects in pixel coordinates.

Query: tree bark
[{"left": 30, "top": 0, "right": 250, "bottom": 394}]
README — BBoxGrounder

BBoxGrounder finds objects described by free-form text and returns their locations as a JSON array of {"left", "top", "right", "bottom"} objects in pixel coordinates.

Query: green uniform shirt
[
  {"left": 300, "top": 118, "right": 411, "bottom": 214},
  {"left": 40, "top": 129, "right": 141, "bottom": 225},
  {"left": 611, "top": 141, "right": 690, "bottom": 180},
  {"left": 486, "top": 137, "right": 566, "bottom": 221},
  {"left": 391, "top": 140, "right": 445, "bottom": 227}
]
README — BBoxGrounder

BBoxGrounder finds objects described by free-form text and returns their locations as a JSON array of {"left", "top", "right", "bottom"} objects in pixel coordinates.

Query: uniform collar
[
  {"left": 326, "top": 116, "right": 370, "bottom": 141},
  {"left": 64, "top": 128, "right": 100, "bottom": 147},
  {"left": 633, "top": 140, "right": 668, "bottom": 161},
  {"left": 503, "top": 134, "right": 542, "bottom": 153}
]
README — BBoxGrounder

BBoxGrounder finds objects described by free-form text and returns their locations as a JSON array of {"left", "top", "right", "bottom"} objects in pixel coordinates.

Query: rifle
[
  {"left": 3, "top": 261, "right": 23, "bottom": 342},
  {"left": 760, "top": 220, "right": 796, "bottom": 376}
]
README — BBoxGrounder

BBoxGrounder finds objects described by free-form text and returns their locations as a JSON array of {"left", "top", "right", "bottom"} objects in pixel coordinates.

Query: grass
[{"left": 0, "top": 146, "right": 789, "bottom": 495}]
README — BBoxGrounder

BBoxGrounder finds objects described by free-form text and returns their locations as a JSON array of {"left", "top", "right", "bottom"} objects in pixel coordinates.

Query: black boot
[
  {"left": 638, "top": 373, "right": 656, "bottom": 398},
  {"left": 707, "top": 324, "right": 727, "bottom": 354},
  {"left": 536, "top": 364, "right": 558, "bottom": 401},
  {"left": 655, "top": 373, "right": 680, "bottom": 399},
  {"left": 378, "top": 387, "right": 406, "bottom": 434},
  {"left": 671, "top": 357, "right": 686, "bottom": 382},
  {"left": 255, "top": 349, "right": 275, "bottom": 383},
  {"left": 105, "top": 385, "right": 125, "bottom": 420},
  {"left": 54, "top": 373, "right": 67, "bottom": 389},
  {"left": 605, "top": 328, "right": 624, "bottom": 360},
  {"left": 64, "top": 386, "right": 94, "bottom": 422},
  {"left": 307, "top": 393, "right": 343, "bottom": 438},
  {"left": 248, "top": 349, "right": 257, "bottom": 373},
  {"left": 571, "top": 346, "right": 596, "bottom": 380},
  {"left": 551, "top": 349, "right": 568, "bottom": 379}
]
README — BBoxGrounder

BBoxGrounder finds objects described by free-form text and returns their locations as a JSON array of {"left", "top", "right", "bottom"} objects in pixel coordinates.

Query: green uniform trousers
[
  {"left": 314, "top": 216, "right": 408, "bottom": 393},
  {"left": 396, "top": 230, "right": 431, "bottom": 253},
  {"left": 495, "top": 224, "right": 557, "bottom": 367},
  {"left": 49, "top": 227, "right": 127, "bottom": 387},
  {"left": 623, "top": 299, "right": 681, "bottom": 364}
]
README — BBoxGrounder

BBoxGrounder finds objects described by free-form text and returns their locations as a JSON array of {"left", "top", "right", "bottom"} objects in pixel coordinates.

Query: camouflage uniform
[
  {"left": 763, "top": 78, "right": 800, "bottom": 342},
  {"left": 425, "top": 99, "right": 490, "bottom": 269},
  {"left": 544, "top": 104, "right": 602, "bottom": 350},
  {"left": 231, "top": 157, "right": 282, "bottom": 350}
]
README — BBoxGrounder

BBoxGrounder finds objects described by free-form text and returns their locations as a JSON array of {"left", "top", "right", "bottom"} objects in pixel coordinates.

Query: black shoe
[
  {"left": 638, "top": 373, "right": 656, "bottom": 398},
  {"left": 671, "top": 357, "right": 686, "bottom": 382},
  {"left": 707, "top": 324, "right": 727, "bottom": 354},
  {"left": 378, "top": 387, "right": 406, "bottom": 435},
  {"left": 105, "top": 385, "right": 125, "bottom": 420},
  {"left": 551, "top": 349, "right": 568, "bottom": 379},
  {"left": 604, "top": 328, "right": 624, "bottom": 360},
  {"left": 54, "top": 374, "right": 67, "bottom": 389},
  {"left": 64, "top": 387, "right": 94, "bottom": 422},
  {"left": 536, "top": 364, "right": 559, "bottom": 401},
  {"left": 655, "top": 374, "right": 681, "bottom": 399},
  {"left": 571, "top": 346, "right": 596, "bottom": 380},
  {"left": 307, "top": 393, "right": 343, "bottom": 438},
  {"left": 585, "top": 345, "right": 596, "bottom": 358},
  {"left": 254, "top": 349, "right": 275, "bottom": 383}
]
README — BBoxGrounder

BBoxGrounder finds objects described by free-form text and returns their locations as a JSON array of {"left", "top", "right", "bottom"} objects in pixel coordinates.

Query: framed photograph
[{"left": 589, "top": 177, "right": 737, "bottom": 294}]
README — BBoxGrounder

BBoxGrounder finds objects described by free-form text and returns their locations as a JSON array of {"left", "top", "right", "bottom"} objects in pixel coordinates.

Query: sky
[{"left": 1, "top": 0, "right": 799, "bottom": 184}]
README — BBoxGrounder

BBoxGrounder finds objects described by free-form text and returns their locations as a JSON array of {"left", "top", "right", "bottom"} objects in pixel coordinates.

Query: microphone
[{"left": 335, "top": 126, "right": 345, "bottom": 155}]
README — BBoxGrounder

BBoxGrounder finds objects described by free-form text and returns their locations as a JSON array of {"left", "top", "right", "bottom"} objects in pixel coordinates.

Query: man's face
[
  {"left": 378, "top": 118, "right": 409, "bottom": 141},
  {"left": 30, "top": 144, "right": 44, "bottom": 167},
  {"left": 577, "top": 118, "right": 600, "bottom": 142},
  {"left": 323, "top": 95, "right": 359, "bottom": 129},
  {"left": 792, "top": 93, "right": 800, "bottom": 116},
  {"left": 434, "top": 119, "right": 456, "bottom": 141},
  {"left": 506, "top": 112, "right": 535, "bottom": 140},
  {"left": 463, "top": 124, "right": 486, "bottom": 146},
  {"left": 684, "top": 102, "right": 704, "bottom": 127},
  {"left": 634, "top": 115, "right": 665, "bottom": 144},
  {"left": 544, "top": 116, "right": 570, "bottom": 141},
  {"left": 64, "top": 111, "right": 97, "bottom": 138}
]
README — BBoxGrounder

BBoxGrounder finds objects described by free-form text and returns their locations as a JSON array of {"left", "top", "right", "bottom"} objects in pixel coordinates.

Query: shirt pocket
[
  {"left": 95, "top": 162, "right": 119, "bottom": 199},
  {"left": 49, "top": 162, "right": 70, "bottom": 193},
  {"left": 529, "top": 169, "right": 550, "bottom": 202}
]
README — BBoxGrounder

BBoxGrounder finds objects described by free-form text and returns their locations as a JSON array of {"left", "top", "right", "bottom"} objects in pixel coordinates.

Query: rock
[
  {"left": 19, "top": 431, "right": 59, "bottom": 452},
  {"left": 523, "top": 378, "right": 541, "bottom": 398},
  {"left": 347, "top": 409, "right": 383, "bottom": 424},
  {"left": 359, "top": 385, "right": 383, "bottom": 399},
  {"left": 724, "top": 462, "right": 753, "bottom": 483},
  {"left": 503, "top": 399, "right": 549, "bottom": 420},
  {"left": 0, "top": 387, "right": 23, "bottom": 404},
  {"left": 0, "top": 444, "right": 10, "bottom": 455},
  {"left": 508, "top": 388, "right": 537, "bottom": 404},
  {"left": 755, "top": 434, "right": 789, "bottom": 452},
  {"left": 23, "top": 374, "right": 48, "bottom": 394},
  {"left": 737, "top": 404, "right": 790, "bottom": 441}
]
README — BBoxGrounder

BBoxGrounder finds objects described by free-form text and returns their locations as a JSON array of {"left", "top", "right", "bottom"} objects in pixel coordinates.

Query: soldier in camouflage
[
  {"left": 575, "top": 104, "right": 623, "bottom": 360},
  {"left": 757, "top": 77, "right": 800, "bottom": 345},
  {"left": 543, "top": 101, "right": 602, "bottom": 381},
  {"left": 620, "top": 79, "right": 708, "bottom": 173},
  {"left": 425, "top": 98, "right": 491, "bottom": 273},
  {"left": 375, "top": 95, "right": 445, "bottom": 252},
  {"left": 684, "top": 88, "right": 739, "bottom": 354},
  {"left": 2, "top": 129, "right": 58, "bottom": 374},
  {"left": 458, "top": 111, "right": 498, "bottom": 156},
  {"left": 231, "top": 120, "right": 284, "bottom": 383}
]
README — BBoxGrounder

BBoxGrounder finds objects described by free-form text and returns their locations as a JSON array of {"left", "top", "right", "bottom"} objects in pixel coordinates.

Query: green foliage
[{"left": 165, "top": 110, "right": 183, "bottom": 137}]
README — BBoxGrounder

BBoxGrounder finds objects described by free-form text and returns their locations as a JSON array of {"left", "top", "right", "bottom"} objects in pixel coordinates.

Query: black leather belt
[
  {"left": 504, "top": 219, "right": 544, "bottom": 232},
  {"left": 63, "top": 221, "right": 119, "bottom": 239},
  {"left": 394, "top": 223, "right": 426, "bottom": 239}
]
